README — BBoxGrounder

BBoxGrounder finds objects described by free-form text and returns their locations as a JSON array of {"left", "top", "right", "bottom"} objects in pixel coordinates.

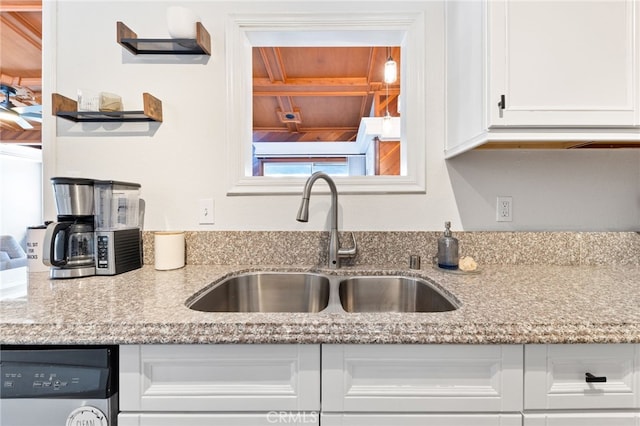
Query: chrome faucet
[{"left": 296, "top": 172, "right": 357, "bottom": 269}]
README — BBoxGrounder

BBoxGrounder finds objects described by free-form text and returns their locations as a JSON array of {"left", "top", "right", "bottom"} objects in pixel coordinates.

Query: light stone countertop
[{"left": 1, "top": 264, "right": 640, "bottom": 345}]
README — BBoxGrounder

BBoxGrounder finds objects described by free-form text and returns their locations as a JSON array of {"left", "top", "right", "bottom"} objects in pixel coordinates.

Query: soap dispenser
[{"left": 437, "top": 221, "right": 459, "bottom": 270}]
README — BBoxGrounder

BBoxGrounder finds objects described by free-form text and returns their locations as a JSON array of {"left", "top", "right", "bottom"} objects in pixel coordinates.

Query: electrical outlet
[
  {"left": 496, "top": 196, "right": 513, "bottom": 222},
  {"left": 199, "top": 198, "right": 215, "bottom": 225}
]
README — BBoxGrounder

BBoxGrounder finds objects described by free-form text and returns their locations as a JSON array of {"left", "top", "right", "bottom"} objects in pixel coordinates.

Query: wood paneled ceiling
[
  {"left": 253, "top": 46, "right": 400, "bottom": 143},
  {"left": 0, "top": 0, "right": 42, "bottom": 143}
]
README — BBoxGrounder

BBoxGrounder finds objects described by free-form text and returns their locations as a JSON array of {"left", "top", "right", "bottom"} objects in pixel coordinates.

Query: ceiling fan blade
[
  {"left": 0, "top": 110, "right": 33, "bottom": 130},
  {"left": 16, "top": 116, "right": 34, "bottom": 129},
  {"left": 12, "top": 105, "right": 42, "bottom": 123},
  {"left": 0, "top": 85, "right": 40, "bottom": 129},
  {"left": 21, "top": 113, "right": 42, "bottom": 123},
  {"left": 12, "top": 105, "right": 41, "bottom": 115}
]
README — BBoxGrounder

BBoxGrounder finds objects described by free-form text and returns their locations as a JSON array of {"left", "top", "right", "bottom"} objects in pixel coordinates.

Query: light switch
[{"left": 199, "top": 198, "right": 215, "bottom": 225}]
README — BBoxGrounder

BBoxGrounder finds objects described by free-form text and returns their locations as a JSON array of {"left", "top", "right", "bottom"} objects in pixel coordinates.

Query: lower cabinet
[
  {"left": 118, "top": 413, "right": 319, "bottom": 426},
  {"left": 524, "top": 344, "right": 640, "bottom": 424},
  {"left": 524, "top": 412, "right": 640, "bottom": 426},
  {"left": 322, "top": 414, "right": 523, "bottom": 426},
  {"left": 322, "top": 344, "right": 523, "bottom": 413},
  {"left": 119, "top": 343, "right": 640, "bottom": 425},
  {"left": 118, "top": 344, "right": 320, "bottom": 425},
  {"left": 119, "top": 344, "right": 523, "bottom": 425}
]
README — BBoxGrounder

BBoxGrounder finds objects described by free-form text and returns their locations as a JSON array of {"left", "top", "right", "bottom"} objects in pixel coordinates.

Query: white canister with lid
[
  {"left": 166, "top": 6, "right": 199, "bottom": 39},
  {"left": 154, "top": 231, "right": 186, "bottom": 270}
]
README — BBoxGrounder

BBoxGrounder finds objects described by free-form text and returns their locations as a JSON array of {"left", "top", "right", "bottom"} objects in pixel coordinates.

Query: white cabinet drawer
[
  {"left": 524, "top": 412, "right": 640, "bottom": 426},
  {"left": 524, "top": 344, "right": 640, "bottom": 410},
  {"left": 322, "top": 413, "right": 522, "bottom": 426},
  {"left": 119, "top": 344, "right": 320, "bottom": 412},
  {"left": 322, "top": 344, "right": 523, "bottom": 413},
  {"left": 119, "top": 412, "right": 319, "bottom": 426}
]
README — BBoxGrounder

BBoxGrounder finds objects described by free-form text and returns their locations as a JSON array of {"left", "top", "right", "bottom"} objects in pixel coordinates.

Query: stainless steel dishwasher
[{"left": 0, "top": 345, "right": 118, "bottom": 426}]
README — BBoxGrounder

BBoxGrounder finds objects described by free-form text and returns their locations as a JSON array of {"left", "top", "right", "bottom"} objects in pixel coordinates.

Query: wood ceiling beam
[
  {"left": 258, "top": 47, "right": 286, "bottom": 83},
  {"left": 0, "top": 128, "right": 41, "bottom": 142},
  {"left": 366, "top": 47, "right": 377, "bottom": 84},
  {"left": 1, "top": 11, "right": 42, "bottom": 50},
  {"left": 0, "top": 73, "right": 41, "bottom": 88},
  {"left": 0, "top": 0, "right": 41, "bottom": 12},
  {"left": 374, "top": 89, "right": 400, "bottom": 117},
  {"left": 254, "top": 77, "right": 389, "bottom": 97},
  {"left": 255, "top": 76, "right": 372, "bottom": 88},
  {"left": 359, "top": 93, "right": 374, "bottom": 122},
  {"left": 255, "top": 90, "right": 371, "bottom": 97}
]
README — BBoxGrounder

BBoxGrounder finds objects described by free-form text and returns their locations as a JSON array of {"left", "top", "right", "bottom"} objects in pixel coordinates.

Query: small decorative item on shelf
[
  {"left": 77, "top": 89, "right": 100, "bottom": 112},
  {"left": 99, "top": 92, "right": 123, "bottom": 112},
  {"left": 166, "top": 6, "right": 199, "bottom": 39},
  {"left": 77, "top": 90, "right": 123, "bottom": 112}
]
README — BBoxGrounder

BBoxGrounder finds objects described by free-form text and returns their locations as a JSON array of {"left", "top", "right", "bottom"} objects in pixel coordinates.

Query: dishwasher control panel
[
  {"left": 2, "top": 364, "right": 103, "bottom": 398},
  {"left": 0, "top": 346, "right": 116, "bottom": 399}
]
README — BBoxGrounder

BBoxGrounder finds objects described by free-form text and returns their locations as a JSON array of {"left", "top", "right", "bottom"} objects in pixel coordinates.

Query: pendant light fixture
[{"left": 384, "top": 47, "right": 397, "bottom": 84}]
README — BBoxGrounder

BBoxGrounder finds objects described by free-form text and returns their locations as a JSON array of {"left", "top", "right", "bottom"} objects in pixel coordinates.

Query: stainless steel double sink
[{"left": 186, "top": 271, "right": 458, "bottom": 314}]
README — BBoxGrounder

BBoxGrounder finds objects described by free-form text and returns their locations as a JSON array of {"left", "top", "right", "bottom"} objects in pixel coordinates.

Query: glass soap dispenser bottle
[{"left": 437, "top": 221, "right": 459, "bottom": 270}]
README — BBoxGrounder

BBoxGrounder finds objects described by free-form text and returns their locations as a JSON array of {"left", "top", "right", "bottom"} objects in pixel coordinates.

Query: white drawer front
[
  {"left": 524, "top": 412, "right": 640, "bottom": 426},
  {"left": 322, "top": 413, "right": 523, "bottom": 426},
  {"left": 119, "top": 412, "right": 319, "bottom": 426},
  {"left": 119, "top": 344, "right": 320, "bottom": 412},
  {"left": 322, "top": 344, "right": 523, "bottom": 413},
  {"left": 524, "top": 344, "right": 640, "bottom": 410}
]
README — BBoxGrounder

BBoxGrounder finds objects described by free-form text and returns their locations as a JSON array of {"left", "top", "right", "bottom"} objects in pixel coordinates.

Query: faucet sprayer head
[{"left": 296, "top": 197, "right": 310, "bottom": 222}]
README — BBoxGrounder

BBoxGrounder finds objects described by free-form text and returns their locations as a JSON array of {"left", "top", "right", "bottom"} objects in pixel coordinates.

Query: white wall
[
  {"left": 43, "top": 0, "right": 640, "bottom": 232},
  {"left": 0, "top": 145, "right": 43, "bottom": 246}
]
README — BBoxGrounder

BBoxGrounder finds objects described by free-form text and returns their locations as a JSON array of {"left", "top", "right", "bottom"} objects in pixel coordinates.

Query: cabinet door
[
  {"left": 524, "top": 412, "right": 640, "bottom": 426},
  {"left": 322, "top": 344, "right": 523, "bottom": 413},
  {"left": 322, "top": 413, "right": 522, "bottom": 426},
  {"left": 119, "top": 412, "right": 319, "bottom": 426},
  {"left": 489, "top": 0, "right": 639, "bottom": 127},
  {"left": 119, "top": 344, "right": 320, "bottom": 412},
  {"left": 525, "top": 344, "right": 640, "bottom": 410}
]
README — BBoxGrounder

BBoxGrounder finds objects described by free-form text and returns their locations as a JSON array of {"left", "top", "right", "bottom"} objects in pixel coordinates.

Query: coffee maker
[
  {"left": 93, "top": 179, "right": 143, "bottom": 276},
  {"left": 43, "top": 177, "right": 97, "bottom": 279},
  {"left": 43, "top": 177, "right": 144, "bottom": 279}
]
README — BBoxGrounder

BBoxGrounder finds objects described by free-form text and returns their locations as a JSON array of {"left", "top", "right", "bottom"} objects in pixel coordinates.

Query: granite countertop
[{"left": 1, "top": 264, "right": 640, "bottom": 345}]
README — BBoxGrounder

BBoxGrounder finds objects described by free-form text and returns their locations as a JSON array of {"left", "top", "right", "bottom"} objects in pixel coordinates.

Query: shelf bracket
[
  {"left": 143, "top": 93, "right": 163, "bottom": 122},
  {"left": 52, "top": 93, "right": 78, "bottom": 116}
]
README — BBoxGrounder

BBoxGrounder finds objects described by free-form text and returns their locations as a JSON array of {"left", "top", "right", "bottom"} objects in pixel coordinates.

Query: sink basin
[
  {"left": 187, "top": 272, "right": 330, "bottom": 313},
  {"left": 338, "top": 276, "right": 457, "bottom": 313}
]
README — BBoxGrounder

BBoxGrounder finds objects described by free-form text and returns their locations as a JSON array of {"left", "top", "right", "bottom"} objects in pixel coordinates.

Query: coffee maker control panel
[
  {"left": 96, "top": 235, "right": 110, "bottom": 270},
  {"left": 94, "top": 229, "right": 142, "bottom": 276}
]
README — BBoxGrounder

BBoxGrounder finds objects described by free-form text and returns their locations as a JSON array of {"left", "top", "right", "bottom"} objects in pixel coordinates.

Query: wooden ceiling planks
[
  {"left": 252, "top": 46, "right": 400, "bottom": 143},
  {"left": 0, "top": 0, "right": 41, "bottom": 143}
]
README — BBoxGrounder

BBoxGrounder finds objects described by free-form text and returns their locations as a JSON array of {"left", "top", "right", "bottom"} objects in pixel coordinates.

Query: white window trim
[{"left": 225, "top": 10, "right": 427, "bottom": 195}]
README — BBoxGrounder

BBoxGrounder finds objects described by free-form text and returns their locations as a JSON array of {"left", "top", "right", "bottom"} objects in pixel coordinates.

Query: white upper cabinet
[
  {"left": 445, "top": 0, "right": 640, "bottom": 157},
  {"left": 490, "top": 0, "right": 637, "bottom": 127}
]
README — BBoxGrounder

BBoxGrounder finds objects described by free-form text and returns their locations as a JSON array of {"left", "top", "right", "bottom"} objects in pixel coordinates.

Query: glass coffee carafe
[
  {"left": 51, "top": 222, "right": 95, "bottom": 268},
  {"left": 43, "top": 177, "right": 97, "bottom": 279}
]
